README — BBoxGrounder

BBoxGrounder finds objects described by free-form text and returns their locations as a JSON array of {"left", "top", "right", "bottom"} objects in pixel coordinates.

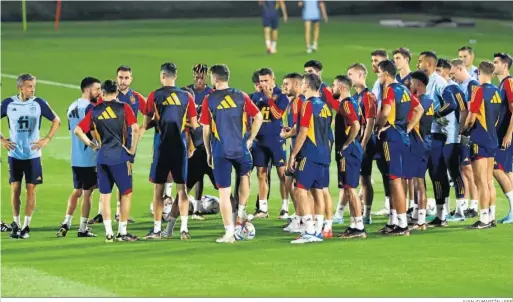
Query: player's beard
[
  {"left": 332, "top": 90, "right": 341, "bottom": 99},
  {"left": 90, "top": 96, "right": 99, "bottom": 103}
]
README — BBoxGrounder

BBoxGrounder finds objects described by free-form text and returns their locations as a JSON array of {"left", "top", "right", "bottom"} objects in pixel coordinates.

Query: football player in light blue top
[
  {"left": 458, "top": 46, "right": 479, "bottom": 81},
  {"left": 1, "top": 74, "right": 61, "bottom": 239},
  {"left": 56, "top": 77, "right": 102, "bottom": 238},
  {"left": 298, "top": 0, "right": 328, "bottom": 53}
]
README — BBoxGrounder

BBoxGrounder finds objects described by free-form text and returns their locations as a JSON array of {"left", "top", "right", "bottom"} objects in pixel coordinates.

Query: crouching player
[
  {"left": 288, "top": 73, "right": 331, "bottom": 244},
  {"left": 75, "top": 80, "right": 140, "bottom": 242},
  {"left": 408, "top": 71, "right": 434, "bottom": 230},
  {"left": 332, "top": 75, "right": 366, "bottom": 239}
]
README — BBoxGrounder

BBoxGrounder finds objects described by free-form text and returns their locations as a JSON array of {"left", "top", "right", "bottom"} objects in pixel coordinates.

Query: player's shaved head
[
  {"left": 283, "top": 73, "right": 303, "bottom": 97},
  {"left": 161, "top": 62, "right": 177, "bottom": 78},
  {"left": 478, "top": 61, "right": 495, "bottom": 76},
  {"left": 334, "top": 75, "right": 352, "bottom": 89},
  {"left": 304, "top": 60, "right": 323, "bottom": 74},
  {"left": 284, "top": 72, "right": 303, "bottom": 81},
  {"left": 420, "top": 51, "right": 438, "bottom": 63},
  {"left": 418, "top": 51, "right": 438, "bottom": 74},
  {"left": 411, "top": 71, "right": 429, "bottom": 87},
  {"left": 210, "top": 64, "right": 230, "bottom": 82},
  {"left": 347, "top": 63, "right": 368, "bottom": 76}
]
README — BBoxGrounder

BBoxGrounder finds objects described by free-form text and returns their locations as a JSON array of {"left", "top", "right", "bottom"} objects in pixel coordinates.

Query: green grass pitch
[{"left": 1, "top": 17, "right": 513, "bottom": 297}]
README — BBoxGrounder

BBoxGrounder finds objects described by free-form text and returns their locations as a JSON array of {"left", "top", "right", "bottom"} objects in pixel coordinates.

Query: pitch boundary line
[{"left": 1, "top": 73, "right": 80, "bottom": 90}]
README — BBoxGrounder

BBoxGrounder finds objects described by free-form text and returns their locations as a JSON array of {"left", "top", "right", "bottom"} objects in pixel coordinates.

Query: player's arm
[
  {"left": 75, "top": 110, "right": 98, "bottom": 150},
  {"left": 319, "top": 0, "right": 328, "bottom": 22},
  {"left": 322, "top": 86, "right": 340, "bottom": 111},
  {"left": 436, "top": 89, "right": 457, "bottom": 118},
  {"left": 289, "top": 101, "right": 312, "bottom": 172},
  {"left": 187, "top": 93, "right": 199, "bottom": 130},
  {"left": 341, "top": 101, "right": 361, "bottom": 150},
  {"left": 407, "top": 95, "right": 424, "bottom": 134},
  {"left": 32, "top": 99, "right": 61, "bottom": 150},
  {"left": 142, "top": 91, "right": 156, "bottom": 137},
  {"left": 244, "top": 93, "right": 264, "bottom": 148},
  {"left": 0, "top": 99, "right": 16, "bottom": 150},
  {"left": 375, "top": 87, "right": 393, "bottom": 135},
  {"left": 462, "top": 86, "right": 483, "bottom": 133},
  {"left": 135, "top": 92, "right": 148, "bottom": 139},
  {"left": 267, "top": 93, "right": 288, "bottom": 119},
  {"left": 502, "top": 78, "right": 513, "bottom": 148},
  {"left": 200, "top": 96, "right": 213, "bottom": 159},
  {"left": 123, "top": 103, "right": 140, "bottom": 155},
  {"left": 361, "top": 92, "right": 377, "bottom": 149},
  {"left": 279, "top": 0, "right": 288, "bottom": 22}
]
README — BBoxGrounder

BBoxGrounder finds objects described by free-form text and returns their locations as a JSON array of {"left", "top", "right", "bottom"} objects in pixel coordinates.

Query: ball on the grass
[
  {"left": 200, "top": 195, "right": 220, "bottom": 214},
  {"left": 426, "top": 198, "right": 436, "bottom": 216},
  {"left": 234, "top": 222, "right": 256, "bottom": 241}
]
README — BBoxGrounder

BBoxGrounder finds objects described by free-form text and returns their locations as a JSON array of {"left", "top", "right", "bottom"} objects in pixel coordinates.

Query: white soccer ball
[
  {"left": 234, "top": 222, "right": 256, "bottom": 241},
  {"left": 426, "top": 198, "right": 436, "bottom": 216},
  {"left": 150, "top": 198, "right": 174, "bottom": 221},
  {"left": 200, "top": 195, "right": 220, "bottom": 215}
]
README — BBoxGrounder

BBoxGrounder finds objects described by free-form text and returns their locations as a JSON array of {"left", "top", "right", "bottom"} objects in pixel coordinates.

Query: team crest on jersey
[
  {"left": 130, "top": 95, "right": 136, "bottom": 104},
  {"left": 30, "top": 105, "right": 36, "bottom": 113}
]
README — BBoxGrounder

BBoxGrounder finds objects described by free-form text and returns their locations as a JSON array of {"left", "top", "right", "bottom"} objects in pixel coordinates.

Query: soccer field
[{"left": 1, "top": 17, "right": 513, "bottom": 298}]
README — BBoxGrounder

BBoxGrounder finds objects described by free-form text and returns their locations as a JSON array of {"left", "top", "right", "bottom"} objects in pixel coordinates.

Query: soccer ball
[
  {"left": 426, "top": 198, "right": 436, "bottom": 216},
  {"left": 200, "top": 195, "right": 220, "bottom": 215},
  {"left": 234, "top": 222, "right": 256, "bottom": 241},
  {"left": 149, "top": 198, "right": 174, "bottom": 221}
]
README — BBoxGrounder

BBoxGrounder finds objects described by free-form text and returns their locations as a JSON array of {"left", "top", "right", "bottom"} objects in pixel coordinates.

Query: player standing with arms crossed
[
  {"left": 1, "top": 74, "right": 61, "bottom": 239},
  {"left": 75, "top": 80, "right": 140, "bottom": 242},
  {"left": 298, "top": 0, "right": 328, "bottom": 53},
  {"left": 251, "top": 68, "right": 290, "bottom": 219},
  {"left": 461, "top": 61, "right": 502, "bottom": 229},
  {"left": 493, "top": 52, "right": 513, "bottom": 224},
  {"left": 259, "top": 0, "right": 287, "bottom": 54},
  {"left": 57, "top": 77, "right": 101, "bottom": 238},
  {"left": 201, "top": 64, "right": 263, "bottom": 243},
  {"left": 450, "top": 59, "right": 480, "bottom": 218},
  {"left": 288, "top": 73, "right": 331, "bottom": 244}
]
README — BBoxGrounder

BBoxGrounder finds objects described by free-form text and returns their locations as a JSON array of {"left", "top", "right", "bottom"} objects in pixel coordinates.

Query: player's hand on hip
[
  {"left": 123, "top": 145, "right": 137, "bottom": 155},
  {"left": 287, "top": 155, "right": 296, "bottom": 173},
  {"left": 1, "top": 138, "right": 17, "bottom": 151},
  {"left": 30, "top": 137, "right": 50, "bottom": 150},
  {"left": 502, "top": 135, "right": 512, "bottom": 149}
]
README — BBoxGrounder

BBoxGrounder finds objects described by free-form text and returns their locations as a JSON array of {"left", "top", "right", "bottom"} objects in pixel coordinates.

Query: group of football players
[{"left": 2, "top": 46, "right": 513, "bottom": 244}]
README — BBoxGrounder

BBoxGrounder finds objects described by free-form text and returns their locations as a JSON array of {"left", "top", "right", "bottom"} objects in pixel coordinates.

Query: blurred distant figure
[
  {"left": 259, "top": 0, "right": 288, "bottom": 54},
  {"left": 298, "top": 0, "right": 328, "bottom": 54}
]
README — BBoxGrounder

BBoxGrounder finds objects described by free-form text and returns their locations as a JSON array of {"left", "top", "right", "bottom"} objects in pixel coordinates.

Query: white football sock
[
  {"left": 118, "top": 221, "right": 127, "bottom": 236},
  {"left": 103, "top": 220, "right": 113, "bottom": 237},
  {"left": 354, "top": 216, "right": 364, "bottom": 230},
  {"left": 79, "top": 217, "right": 88, "bottom": 232},
  {"left": 350, "top": 216, "right": 356, "bottom": 229},
  {"left": 412, "top": 204, "right": 419, "bottom": 219},
  {"left": 265, "top": 39, "right": 271, "bottom": 49},
  {"left": 470, "top": 199, "right": 479, "bottom": 211},
  {"left": 384, "top": 196, "right": 390, "bottom": 210},
  {"left": 443, "top": 198, "right": 449, "bottom": 217},
  {"left": 304, "top": 215, "right": 315, "bottom": 234},
  {"left": 154, "top": 220, "right": 161, "bottom": 233},
  {"left": 180, "top": 216, "right": 188, "bottom": 233},
  {"left": 271, "top": 41, "right": 277, "bottom": 51},
  {"left": 281, "top": 199, "right": 289, "bottom": 212},
  {"left": 238, "top": 204, "right": 247, "bottom": 220},
  {"left": 480, "top": 208, "right": 489, "bottom": 224},
  {"left": 314, "top": 215, "right": 324, "bottom": 234},
  {"left": 363, "top": 205, "right": 371, "bottom": 218},
  {"left": 418, "top": 209, "right": 427, "bottom": 225},
  {"left": 166, "top": 217, "right": 177, "bottom": 236},
  {"left": 436, "top": 204, "right": 444, "bottom": 220},
  {"left": 391, "top": 209, "right": 398, "bottom": 226},
  {"left": 259, "top": 200, "right": 268, "bottom": 212},
  {"left": 312, "top": 41, "right": 318, "bottom": 49},
  {"left": 409, "top": 200, "right": 415, "bottom": 209},
  {"left": 505, "top": 191, "right": 513, "bottom": 212},
  {"left": 397, "top": 213, "right": 407, "bottom": 228},
  {"left": 63, "top": 215, "right": 72, "bottom": 227},
  {"left": 456, "top": 199, "right": 467, "bottom": 215},
  {"left": 22, "top": 216, "right": 31, "bottom": 229},
  {"left": 336, "top": 202, "right": 345, "bottom": 217},
  {"left": 489, "top": 205, "right": 496, "bottom": 221},
  {"left": 192, "top": 199, "right": 199, "bottom": 213},
  {"left": 164, "top": 182, "right": 173, "bottom": 197},
  {"left": 225, "top": 224, "right": 234, "bottom": 236},
  {"left": 14, "top": 216, "right": 20, "bottom": 228},
  {"left": 324, "top": 219, "right": 333, "bottom": 231}
]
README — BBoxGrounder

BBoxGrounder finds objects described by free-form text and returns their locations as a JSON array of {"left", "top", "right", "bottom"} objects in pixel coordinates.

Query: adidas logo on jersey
[
  {"left": 98, "top": 107, "right": 117, "bottom": 120},
  {"left": 163, "top": 93, "right": 182, "bottom": 106},
  {"left": 217, "top": 96, "right": 237, "bottom": 109}
]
